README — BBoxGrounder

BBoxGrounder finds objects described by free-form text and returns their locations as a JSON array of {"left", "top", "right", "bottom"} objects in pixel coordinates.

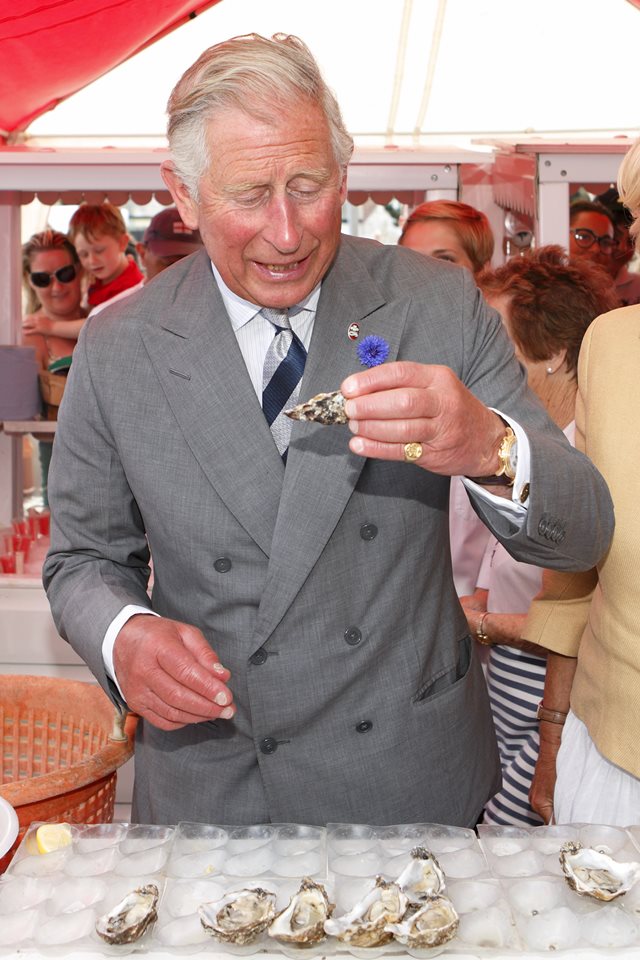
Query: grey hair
[
  {"left": 166, "top": 33, "right": 354, "bottom": 200},
  {"left": 618, "top": 139, "right": 640, "bottom": 248}
]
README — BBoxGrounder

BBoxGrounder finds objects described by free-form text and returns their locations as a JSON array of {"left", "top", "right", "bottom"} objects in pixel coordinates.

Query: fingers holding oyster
[{"left": 287, "top": 360, "right": 507, "bottom": 480}]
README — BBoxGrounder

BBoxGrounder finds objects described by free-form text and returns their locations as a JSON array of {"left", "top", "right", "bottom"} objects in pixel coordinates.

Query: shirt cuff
[
  {"left": 102, "top": 604, "right": 159, "bottom": 700},
  {"left": 461, "top": 410, "right": 531, "bottom": 520}
]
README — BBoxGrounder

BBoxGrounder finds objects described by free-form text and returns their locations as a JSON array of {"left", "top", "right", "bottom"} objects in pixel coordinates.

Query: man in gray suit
[{"left": 44, "top": 34, "right": 613, "bottom": 828}]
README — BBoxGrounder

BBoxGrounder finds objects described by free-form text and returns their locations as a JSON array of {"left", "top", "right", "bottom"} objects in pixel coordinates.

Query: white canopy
[{"left": 24, "top": 0, "right": 640, "bottom": 149}]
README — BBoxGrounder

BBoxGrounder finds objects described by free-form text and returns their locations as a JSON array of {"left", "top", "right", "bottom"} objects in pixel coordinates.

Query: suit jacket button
[
  {"left": 356, "top": 720, "right": 373, "bottom": 733},
  {"left": 250, "top": 648, "right": 268, "bottom": 665},
  {"left": 214, "top": 557, "right": 232, "bottom": 573},
  {"left": 360, "top": 523, "right": 378, "bottom": 541},
  {"left": 260, "top": 737, "right": 278, "bottom": 755},
  {"left": 344, "top": 627, "right": 362, "bottom": 646}
]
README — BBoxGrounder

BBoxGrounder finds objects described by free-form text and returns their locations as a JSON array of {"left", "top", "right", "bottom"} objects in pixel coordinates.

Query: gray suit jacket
[{"left": 44, "top": 237, "right": 614, "bottom": 827}]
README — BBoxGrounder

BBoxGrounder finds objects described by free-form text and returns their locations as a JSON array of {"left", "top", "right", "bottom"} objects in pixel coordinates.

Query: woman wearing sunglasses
[{"left": 21, "top": 229, "right": 87, "bottom": 505}]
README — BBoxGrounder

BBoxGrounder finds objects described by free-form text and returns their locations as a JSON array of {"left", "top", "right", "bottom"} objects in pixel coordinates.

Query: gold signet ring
[{"left": 403, "top": 442, "right": 423, "bottom": 463}]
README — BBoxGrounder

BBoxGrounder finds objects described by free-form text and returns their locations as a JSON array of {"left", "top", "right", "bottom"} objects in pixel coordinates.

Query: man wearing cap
[{"left": 137, "top": 207, "right": 203, "bottom": 281}]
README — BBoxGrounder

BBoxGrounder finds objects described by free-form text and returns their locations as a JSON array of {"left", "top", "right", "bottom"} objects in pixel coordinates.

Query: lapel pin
[{"left": 347, "top": 322, "right": 360, "bottom": 341}]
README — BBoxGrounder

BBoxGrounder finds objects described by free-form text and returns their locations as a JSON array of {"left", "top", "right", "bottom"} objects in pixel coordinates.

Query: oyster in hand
[
  {"left": 559, "top": 841, "right": 640, "bottom": 901},
  {"left": 284, "top": 390, "right": 347, "bottom": 425},
  {"left": 95, "top": 883, "right": 159, "bottom": 945}
]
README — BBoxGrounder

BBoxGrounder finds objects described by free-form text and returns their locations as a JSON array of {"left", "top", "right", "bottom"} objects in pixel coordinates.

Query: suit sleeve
[
  {"left": 454, "top": 273, "right": 614, "bottom": 572},
  {"left": 43, "top": 319, "right": 152, "bottom": 696}
]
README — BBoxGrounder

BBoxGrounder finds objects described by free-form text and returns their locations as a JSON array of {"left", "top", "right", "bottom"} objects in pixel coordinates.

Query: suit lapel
[
  {"left": 255, "top": 239, "right": 408, "bottom": 644},
  {"left": 139, "top": 252, "right": 284, "bottom": 556}
]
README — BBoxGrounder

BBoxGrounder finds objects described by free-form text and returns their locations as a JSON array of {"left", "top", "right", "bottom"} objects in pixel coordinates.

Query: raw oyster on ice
[
  {"left": 284, "top": 390, "right": 347, "bottom": 425},
  {"left": 95, "top": 883, "right": 159, "bottom": 945},
  {"left": 324, "top": 876, "right": 407, "bottom": 947},
  {"left": 198, "top": 886, "right": 276, "bottom": 944},
  {"left": 559, "top": 841, "right": 640, "bottom": 901},
  {"left": 395, "top": 846, "right": 446, "bottom": 901},
  {"left": 386, "top": 893, "right": 459, "bottom": 948},
  {"left": 268, "top": 877, "right": 334, "bottom": 945}
]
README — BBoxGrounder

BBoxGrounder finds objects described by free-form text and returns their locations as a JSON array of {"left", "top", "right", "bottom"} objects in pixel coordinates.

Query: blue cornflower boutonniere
[{"left": 357, "top": 334, "right": 390, "bottom": 368}]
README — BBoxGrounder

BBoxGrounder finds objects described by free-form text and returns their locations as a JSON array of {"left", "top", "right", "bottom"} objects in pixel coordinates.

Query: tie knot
[{"left": 261, "top": 306, "right": 291, "bottom": 331}]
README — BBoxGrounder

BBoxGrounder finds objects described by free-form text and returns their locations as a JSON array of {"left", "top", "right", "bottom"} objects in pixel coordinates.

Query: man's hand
[
  {"left": 341, "top": 361, "right": 505, "bottom": 477},
  {"left": 530, "top": 721, "right": 563, "bottom": 823},
  {"left": 113, "top": 614, "right": 235, "bottom": 731}
]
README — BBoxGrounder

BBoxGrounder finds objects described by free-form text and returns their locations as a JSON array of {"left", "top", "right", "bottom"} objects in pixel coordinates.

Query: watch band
[
  {"left": 467, "top": 420, "right": 517, "bottom": 486},
  {"left": 536, "top": 701, "right": 568, "bottom": 725}
]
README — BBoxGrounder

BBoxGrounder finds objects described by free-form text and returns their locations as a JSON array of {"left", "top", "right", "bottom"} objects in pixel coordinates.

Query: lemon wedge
[{"left": 36, "top": 822, "right": 73, "bottom": 854}]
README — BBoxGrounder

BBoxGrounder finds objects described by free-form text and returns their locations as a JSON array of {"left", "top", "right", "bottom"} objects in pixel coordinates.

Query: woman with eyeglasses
[{"left": 21, "top": 229, "right": 87, "bottom": 505}]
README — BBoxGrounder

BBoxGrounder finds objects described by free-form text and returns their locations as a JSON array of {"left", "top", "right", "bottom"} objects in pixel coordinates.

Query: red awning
[{"left": 0, "top": 0, "right": 223, "bottom": 140}]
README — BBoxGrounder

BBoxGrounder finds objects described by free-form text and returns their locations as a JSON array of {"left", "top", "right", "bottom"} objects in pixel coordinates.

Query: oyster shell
[
  {"left": 386, "top": 893, "right": 459, "bottom": 948},
  {"left": 323, "top": 875, "right": 407, "bottom": 947},
  {"left": 284, "top": 390, "right": 347, "bottom": 425},
  {"left": 559, "top": 841, "right": 640, "bottom": 901},
  {"left": 199, "top": 886, "right": 276, "bottom": 944},
  {"left": 268, "top": 877, "right": 334, "bottom": 945},
  {"left": 95, "top": 883, "right": 158, "bottom": 945},
  {"left": 395, "top": 846, "right": 446, "bottom": 901}
]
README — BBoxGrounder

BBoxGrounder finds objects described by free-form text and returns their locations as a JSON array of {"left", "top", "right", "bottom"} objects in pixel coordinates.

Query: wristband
[
  {"left": 536, "top": 701, "right": 568, "bottom": 725},
  {"left": 476, "top": 612, "right": 492, "bottom": 645}
]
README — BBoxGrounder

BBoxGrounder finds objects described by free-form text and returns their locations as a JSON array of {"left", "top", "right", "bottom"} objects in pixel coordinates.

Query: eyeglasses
[
  {"left": 29, "top": 264, "right": 77, "bottom": 288},
  {"left": 571, "top": 228, "right": 615, "bottom": 253}
]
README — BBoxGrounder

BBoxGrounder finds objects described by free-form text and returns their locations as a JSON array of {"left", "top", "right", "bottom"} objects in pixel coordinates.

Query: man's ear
[{"left": 161, "top": 161, "right": 199, "bottom": 229}]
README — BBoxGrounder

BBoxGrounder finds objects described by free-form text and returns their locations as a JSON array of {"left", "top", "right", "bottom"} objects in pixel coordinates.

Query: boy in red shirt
[{"left": 69, "top": 202, "right": 144, "bottom": 313}]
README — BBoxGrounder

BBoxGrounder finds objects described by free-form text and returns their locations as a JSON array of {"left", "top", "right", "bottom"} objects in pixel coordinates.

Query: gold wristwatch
[{"left": 467, "top": 419, "right": 518, "bottom": 486}]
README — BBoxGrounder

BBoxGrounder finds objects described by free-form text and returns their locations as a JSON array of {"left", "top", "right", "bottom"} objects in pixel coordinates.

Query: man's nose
[{"left": 264, "top": 196, "right": 302, "bottom": 252}]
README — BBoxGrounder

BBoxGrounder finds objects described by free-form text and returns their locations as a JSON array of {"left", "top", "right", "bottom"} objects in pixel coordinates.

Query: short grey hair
[{"left": 166, "top": 33, "right": 354, "bottom": 200}]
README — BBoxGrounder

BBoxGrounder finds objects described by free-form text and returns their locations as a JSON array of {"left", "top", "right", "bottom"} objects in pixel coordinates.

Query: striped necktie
[{"left": 261, "top": 307, "right": 307, "bottom": 460}]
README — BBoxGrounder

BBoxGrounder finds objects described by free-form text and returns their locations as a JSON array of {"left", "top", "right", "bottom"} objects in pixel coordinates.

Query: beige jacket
[{"left": 524, "top": 306, "right": 640, "bottom": 776}]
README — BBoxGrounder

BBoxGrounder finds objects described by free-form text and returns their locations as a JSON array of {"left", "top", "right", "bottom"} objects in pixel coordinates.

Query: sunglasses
[
  {"left": 29, "top": 264, "right": 77, "bottom": 288},
  {"left": 571, "top": 228, "right": 615, "bottom": 253}
]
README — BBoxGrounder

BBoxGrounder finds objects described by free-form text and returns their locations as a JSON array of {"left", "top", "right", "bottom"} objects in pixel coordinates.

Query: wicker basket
[{"left": 0, "top": 675, "right": 136, "bottom": 872}]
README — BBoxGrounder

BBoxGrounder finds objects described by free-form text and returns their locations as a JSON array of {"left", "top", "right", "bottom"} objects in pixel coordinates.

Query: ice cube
[
  {"left": 330, "top": 851, "right": 381, "bottom": 877},
  {"left": 34, "top": 906, "right": 95, "bottom": 945},
  {"left": 115, "top": 844, "right": 169, "bottom": 876},
  {"left": 448, "top": 879, "right": 501, "bottom": 914},
  {"left": 437, "top": 847, "right": 486, "bottom": 878},
  {"left": 457, "top": 906, "right": 513, "bottom": 948},
  {"left": 63, "top": 845, "right": 119, "bottom": 877},
  {"left": 224, "top": 845, "right": 275, "bottom": 876},
  {"left": 582, "top": 905, "right": 637, "bottom": 947},
  {"left": 508, "top": 877, "right": 565, "bottom": 915},
  {"left": 523, "top": 906, "right": 581, "bottom": 950},
  {"left": 0, "top": 875, "right": 53, "bottom": 913},
  {"left": 155, "top": 913, "right": 209, "bottom": 947},
  {"left": 168, "top": 847, "right": 228, "bottom": 878},
  {"left": 0, "top": 907, "right": 39, "bottom": 945},
  {"left": 163, "top": 878, "right": 225, "bottom": 918},
  {"left": 47, "top": 876, "right": 108, "bottom": 914}
]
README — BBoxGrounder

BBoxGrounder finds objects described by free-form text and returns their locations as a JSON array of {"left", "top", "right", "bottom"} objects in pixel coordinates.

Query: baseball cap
[{"left": 143, "top": 207, "right": 202, "bottom": 256}]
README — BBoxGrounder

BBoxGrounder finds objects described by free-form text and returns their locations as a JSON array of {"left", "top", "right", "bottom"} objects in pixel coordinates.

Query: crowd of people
[
  {"left": 18, "top": 31, "right": 640, "bottom": 831},
  {"left": 21, "top": 205, "right": 202, "bottom": 498}
]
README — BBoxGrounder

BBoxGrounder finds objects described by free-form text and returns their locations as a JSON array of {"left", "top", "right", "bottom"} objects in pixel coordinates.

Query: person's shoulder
[{"left": 589, "top": 302, "right": 640, "bottom": 343}]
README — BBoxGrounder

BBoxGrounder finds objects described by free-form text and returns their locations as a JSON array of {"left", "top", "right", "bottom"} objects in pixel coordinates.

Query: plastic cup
[
  {"left": 37, "top": 510, "right": 51, "bottom": 538},
  {"left": 12, "top": 535, "right": 31, "bottom": 563},
  {"left": 0, "top": 553, "right": 16, "bottom": 574}
]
